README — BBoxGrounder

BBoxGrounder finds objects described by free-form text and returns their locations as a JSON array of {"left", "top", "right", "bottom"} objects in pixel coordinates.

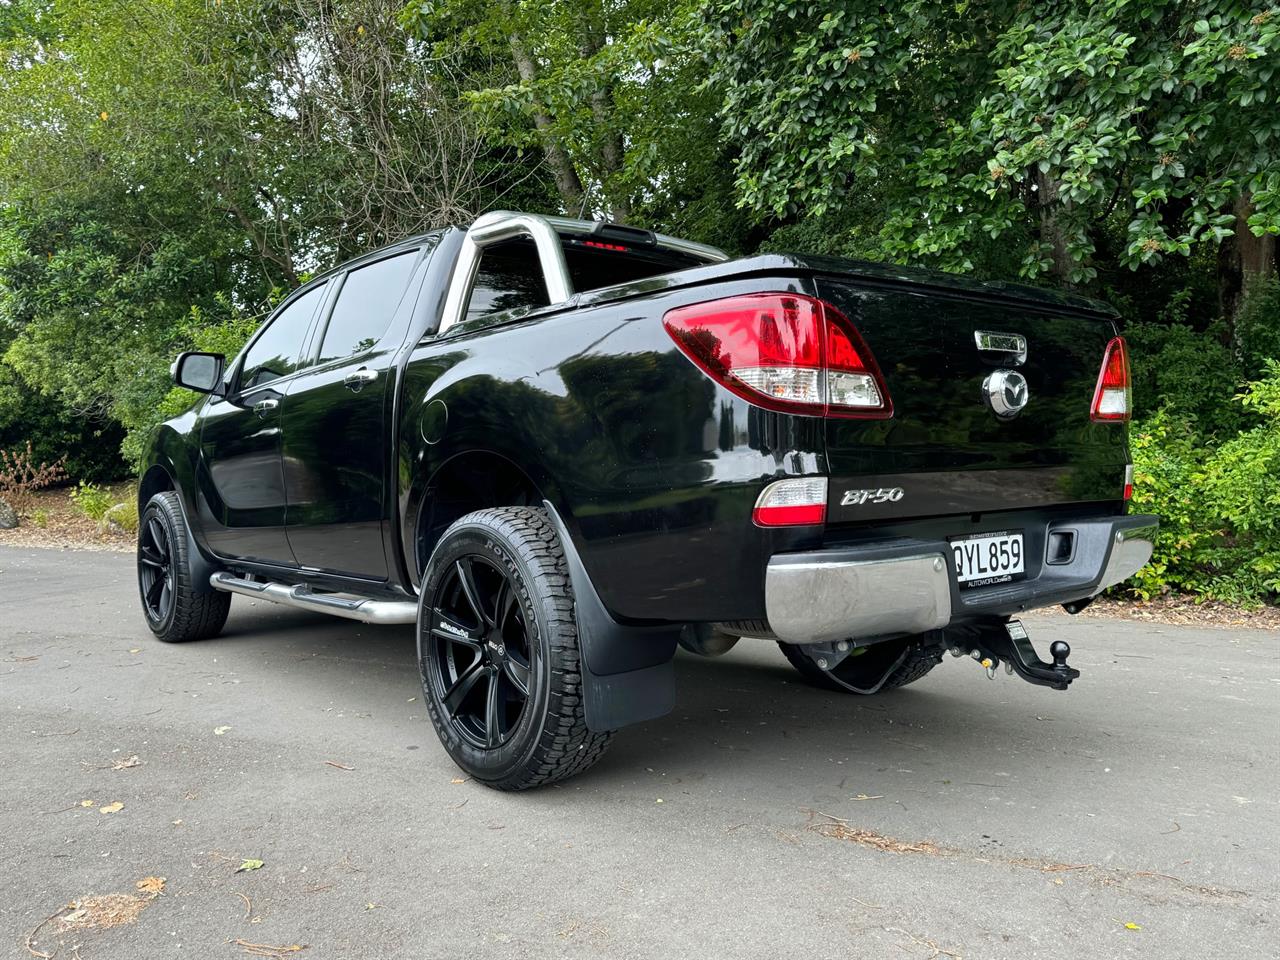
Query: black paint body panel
[{"left": 141, "top": 238, "right": 1133, "bottom": 627}]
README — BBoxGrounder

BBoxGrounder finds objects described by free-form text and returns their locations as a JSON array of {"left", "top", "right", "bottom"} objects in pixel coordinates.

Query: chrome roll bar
[{"left": 436, "top": 210, "right": 728, "bottom": 336}]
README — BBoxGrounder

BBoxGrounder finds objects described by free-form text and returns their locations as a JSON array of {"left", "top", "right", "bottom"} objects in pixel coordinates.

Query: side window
[
  {"left": 464, "top": 238, "right": 549, "bottom": 322},
  {"left": 316, "top": 251, "right": 418, "bottom": 363},
  {"left": 239, "top": 282, "right": 328, "bottom": 391}
]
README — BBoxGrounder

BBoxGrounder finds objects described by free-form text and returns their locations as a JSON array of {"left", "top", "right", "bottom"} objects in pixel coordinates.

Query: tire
[
  {"left": 137, "top": 492, "right": 230, "bottom": 643},
  {"left": 417, "top": 506, "right": 613, "bottom": 791},
  {"left": 778, "top": 636, "right": 940, "bottom": 694}
]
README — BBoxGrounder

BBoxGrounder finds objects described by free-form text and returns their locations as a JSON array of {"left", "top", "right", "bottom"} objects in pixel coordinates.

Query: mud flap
[{"left": 542, "top": 501, "right": 678, "bottom": 732}]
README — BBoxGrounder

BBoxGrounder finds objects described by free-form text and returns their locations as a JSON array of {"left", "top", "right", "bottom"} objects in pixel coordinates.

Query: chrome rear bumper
[{"left": 765, "top": 514, "right": 1158, "bottom": 645}]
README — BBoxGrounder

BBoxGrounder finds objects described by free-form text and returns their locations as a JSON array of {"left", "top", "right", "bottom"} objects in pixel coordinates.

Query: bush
[
  {"left": 0, "top": 441, "right": 68, "bottom": 514},
  {"left": 1126, "top": 361, "right": 1280, "bottom": 605},
  {"left": 70, "top": 480, "right": 114, "bottom": 522}
]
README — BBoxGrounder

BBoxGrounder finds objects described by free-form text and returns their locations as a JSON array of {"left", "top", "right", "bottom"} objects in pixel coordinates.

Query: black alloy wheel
[
  {"left": 426, "top": 555, "right": 534, "bottom": 749},
  {"left": 417, "top": 507, "right": 613, "bottom": 790},
  {"left": 137, "top": 491, "right": 231, "bottom": 643},
  {"left": 138, "top": 514, "right": 175, "bottom": 623}
]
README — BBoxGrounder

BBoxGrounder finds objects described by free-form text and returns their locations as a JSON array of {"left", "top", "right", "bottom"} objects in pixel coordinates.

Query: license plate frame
[{"left": 948, "top": 529, "right": 1026, "bottom": 589}]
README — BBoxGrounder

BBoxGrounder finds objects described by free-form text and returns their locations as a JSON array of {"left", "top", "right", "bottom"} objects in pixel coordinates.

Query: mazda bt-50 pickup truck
[{"left": 137, "top": 210, "right": 1157, "bottom": 789}]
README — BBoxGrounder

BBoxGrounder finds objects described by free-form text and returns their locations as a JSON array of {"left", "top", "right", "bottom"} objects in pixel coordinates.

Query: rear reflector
[
  {"left": 753, "top": 477, "right": 828, "bottom": 527},
  {"left": 1123, "top": 463, "right": 1134, "bottom": 501},
  {"left": 662, "top": 293, "right": 892, "bottom": 419},
  {"left": 1091, "top": 336, "right": 1131, "bottom": 422}
]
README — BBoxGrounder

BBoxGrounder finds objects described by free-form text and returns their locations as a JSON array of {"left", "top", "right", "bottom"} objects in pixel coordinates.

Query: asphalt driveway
[{"left": 1, "top": 545, "right": 1276, "bottom": 959}]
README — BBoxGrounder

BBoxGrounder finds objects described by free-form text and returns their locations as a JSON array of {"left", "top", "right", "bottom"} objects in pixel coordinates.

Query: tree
[
  {"left": 401, "top": 0, "right": 743, "bottom": 241},
  {"left": 709, "top": 0, "right": 1280, "bottom": 307}
]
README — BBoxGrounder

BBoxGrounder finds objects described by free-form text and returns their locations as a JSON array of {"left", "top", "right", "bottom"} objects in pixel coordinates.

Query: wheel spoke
[
  {"left": 493, "top": 579, "right": 515, "bottom": 631},
  {"left": 484, "top": 672, "right": 502, "bottom": 747},
  {"left": 502, "top": 656, "right": 530, "bottom": 698},
  {"left": 430, "top": 607, "right": 483, "bottom": 649},
  {"left": 148, "top": 519, "right": 168, "bottom": 559},
  {"left": 441, "top": 660, "right": 486, "bottom": 717},
  {"left": 158, "top": 580, "right": 171, "bottom": 615},
  {"left": 454, "top": 559, "right": 490, "bottom": 627},
  {"left": 146, "top": 574, "right": 164, "bottom": 609},
  {"left": 139, "top": 556, "right": 164, "bottom": 570}
]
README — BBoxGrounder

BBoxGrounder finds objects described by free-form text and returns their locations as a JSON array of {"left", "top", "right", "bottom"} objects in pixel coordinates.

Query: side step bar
[{"left": 209, "top": 572, "right": 417, "bottom": 625}]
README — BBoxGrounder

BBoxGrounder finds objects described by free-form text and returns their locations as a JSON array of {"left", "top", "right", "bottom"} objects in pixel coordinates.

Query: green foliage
[
  {"left": 70, "top": 480, "right": 113, "bottom": 523},
  {"left": 1234, "top": 277, "right": 1280, "bottom": 375},
  {"left": 30, "top": 508, "right": 48, "bottom": 528},
  {"left": 710, "top": 1, "right": 1280, "bottom": 283},
  {"left": 1128, "top": 363, "right": 1280, "bottom": 603}
]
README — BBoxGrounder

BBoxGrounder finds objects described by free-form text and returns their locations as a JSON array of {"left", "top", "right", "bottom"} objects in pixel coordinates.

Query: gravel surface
[{"left": 2, "top": 545, "right": 1277, "bottom": 959}]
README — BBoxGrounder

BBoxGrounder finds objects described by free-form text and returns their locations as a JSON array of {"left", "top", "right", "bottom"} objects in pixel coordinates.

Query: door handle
[
  {"left": 253, "top": 398, "right": 279, "bottom": 417},
  {"left": 344, "top": 368, "right": 378, "bottom": 392}
]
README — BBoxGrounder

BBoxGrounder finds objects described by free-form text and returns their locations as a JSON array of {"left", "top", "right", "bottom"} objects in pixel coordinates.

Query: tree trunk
[
  {"left": 1033, "top": 170, "right": 1074, "bottom": 285},
  {"left": 1220, "top": 192, "right": 1277, "bottom": 347},
  {"left": 505, "top": 31, "right": 586, "bottom": 215}
]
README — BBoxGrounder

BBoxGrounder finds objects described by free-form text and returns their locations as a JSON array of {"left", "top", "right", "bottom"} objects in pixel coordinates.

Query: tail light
[
  {"left": 1091, "top": 336, "right": 1131, "bottom": 422},
  {"left": 753, "top": 477, "right": 827, "bottom": 527},
  {"left": 662, "top": 293, "right": 892, "bottom": 418},
  {"left": 1123, "top": 463, "right": 1134, "bottom": 501}
]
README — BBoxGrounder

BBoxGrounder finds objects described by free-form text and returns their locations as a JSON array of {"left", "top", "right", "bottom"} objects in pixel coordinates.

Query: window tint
[
  {"left": 317, "top": 251, "right": 418, "bottom": 363},
  {"left": 564, "top": 242, "right": 699, "bottom": 291},
  {"left": 465, "top": 239, "right": 550, "bottom": 323},
  {"left": 463, "top": 236, "right": 703, "bottom": 323},
  {"left": 240, "top": 282, "right": 327, "bottom": 391}
]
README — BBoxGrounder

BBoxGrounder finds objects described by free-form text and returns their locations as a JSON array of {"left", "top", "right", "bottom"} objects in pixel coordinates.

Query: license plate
[{"left": 949, "top": 530, "right": 1025, "bottom": 588}]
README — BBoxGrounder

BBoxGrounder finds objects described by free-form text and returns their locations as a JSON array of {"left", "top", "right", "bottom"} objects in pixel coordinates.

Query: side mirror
[{"left": 172, "top": 351, "right": 226, "bottom": 395}]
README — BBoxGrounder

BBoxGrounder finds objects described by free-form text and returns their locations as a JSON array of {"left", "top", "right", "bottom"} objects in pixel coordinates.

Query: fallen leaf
[
  {"left": 214, "top": 726, "right": 232, "bottom": 736},
  {"left": 236, "top": 859, "right": 265, "bottom": 873},
  {"left": 128, "top": 648, "right": 141, "bottom": 654},
  {"left": 136, "top": 876, "right": 166, "bottom": 895},
  {"left": 365, "top": 902, "right": 380, "bottom": 910},
  {"left": 449, "top": 778, "right": 466, "bottom": 784},
  {"left": 1114, "top": 918, "right": 1142, "bottom": 930},
  {"left": 98, "top": 801, "right": 124, "bottom": 814},
  {"left": 112, "top": 755, "right": 142, "bottom": 770},
  {"left": 656, "top": 798, "right": 664, "bottom": 804},
  {"left": 79, "top": 799, "right": 95, "bottom": 808}
]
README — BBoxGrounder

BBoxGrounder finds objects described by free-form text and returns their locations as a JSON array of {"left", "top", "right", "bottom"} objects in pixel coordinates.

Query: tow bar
[{"left": 955, "top": 619, "right": 1080, "bottom": 691}]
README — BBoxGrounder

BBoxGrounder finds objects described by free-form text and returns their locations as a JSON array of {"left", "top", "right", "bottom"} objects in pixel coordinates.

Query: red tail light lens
[
  {"left": 662, "top": 294, "right": 892, "bottom": 418},
  {"left": 1091, "top": 336, "right": 1131, "bottom": 422}
]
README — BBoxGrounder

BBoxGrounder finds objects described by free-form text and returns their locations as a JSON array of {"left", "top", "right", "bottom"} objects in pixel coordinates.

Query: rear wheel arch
[{"left": 408, "top": 449, "right": 570, "bottom": 587}]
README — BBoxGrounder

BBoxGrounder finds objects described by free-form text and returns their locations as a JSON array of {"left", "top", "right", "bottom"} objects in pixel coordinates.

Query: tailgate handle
[{"left": 974, "top": 330, "right": 1027, "bottom": 365}]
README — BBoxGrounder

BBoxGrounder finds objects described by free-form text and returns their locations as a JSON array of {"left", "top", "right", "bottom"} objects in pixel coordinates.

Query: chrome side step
[{"left": 209, "top": 572, "right": 417, "bottom": 625}]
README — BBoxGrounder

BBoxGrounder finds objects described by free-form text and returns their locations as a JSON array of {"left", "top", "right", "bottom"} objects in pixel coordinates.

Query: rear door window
[{"left": 317, "top": 251, "right": 419, "bottom": 363}]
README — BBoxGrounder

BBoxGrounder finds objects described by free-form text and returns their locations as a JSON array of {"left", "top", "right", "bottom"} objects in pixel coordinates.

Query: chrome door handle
[
  {"left": 344, "top": 368, "right": 378, "bottom": 392},
  {"left": 253, "top": 398, "right": 279, "bottom": 417}
]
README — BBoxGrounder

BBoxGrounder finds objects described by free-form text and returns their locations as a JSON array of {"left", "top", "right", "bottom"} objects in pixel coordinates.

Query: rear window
[{"left": 464, "top": 236, "right": 703, "bottom": 323}]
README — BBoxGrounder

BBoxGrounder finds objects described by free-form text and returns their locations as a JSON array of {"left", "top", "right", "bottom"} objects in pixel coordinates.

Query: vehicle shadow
[{"left": 210, "top": 603, "right": 1113, "bottom": 795}]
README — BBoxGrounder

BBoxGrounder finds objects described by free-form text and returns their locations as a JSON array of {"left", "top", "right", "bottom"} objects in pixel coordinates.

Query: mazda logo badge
[{"left": 983, "top": 369, "right": 1030, "bottom": 419}]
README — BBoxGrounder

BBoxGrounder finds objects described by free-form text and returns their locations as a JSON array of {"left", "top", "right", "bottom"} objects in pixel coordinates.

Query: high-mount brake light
[
  {"left": 753, "top": 477, "right": 828, "bottom": 527},
  {"left": 1091, "top": 336, "right": 1131, "bottom": 422},
  {"left": 581, "top": 240, "right": 629, "bottom": 252},
  {"left": 662, "top": 293, "right": 892, "bottom": 419}
]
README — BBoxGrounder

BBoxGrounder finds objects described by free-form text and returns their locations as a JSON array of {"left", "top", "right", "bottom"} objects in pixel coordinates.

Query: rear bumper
[{"left": 765, "top": 513, "right": 1157, "bottom": 645}]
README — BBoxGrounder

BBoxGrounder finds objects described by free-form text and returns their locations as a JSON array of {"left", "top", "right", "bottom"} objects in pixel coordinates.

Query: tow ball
[{"left": 953, "top": 619, "right": 1080, "bottom": 691}]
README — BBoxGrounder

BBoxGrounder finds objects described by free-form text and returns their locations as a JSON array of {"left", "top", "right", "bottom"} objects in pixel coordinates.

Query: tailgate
[{"left": 815, "top": 276, "right": 1129, "bottom": 524}]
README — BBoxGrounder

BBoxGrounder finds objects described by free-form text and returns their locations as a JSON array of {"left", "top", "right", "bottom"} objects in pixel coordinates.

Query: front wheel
[
  {"left": 137, "top": 492, "right": 230, "bottom": 643},
  {"left": 417, "top": 507, "right": 613, "bottom": 791}
]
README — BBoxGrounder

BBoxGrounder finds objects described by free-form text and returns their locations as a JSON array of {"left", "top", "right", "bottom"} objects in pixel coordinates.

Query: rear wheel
[
  {"left": 779, "top": 636, "right": 940, "bottom": 694},
  {"left": 137, "top": 492, "right": 230, "bottom": 643},
  {"left": 417, "top": 507, "right": 612, "bottom": 790}
]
